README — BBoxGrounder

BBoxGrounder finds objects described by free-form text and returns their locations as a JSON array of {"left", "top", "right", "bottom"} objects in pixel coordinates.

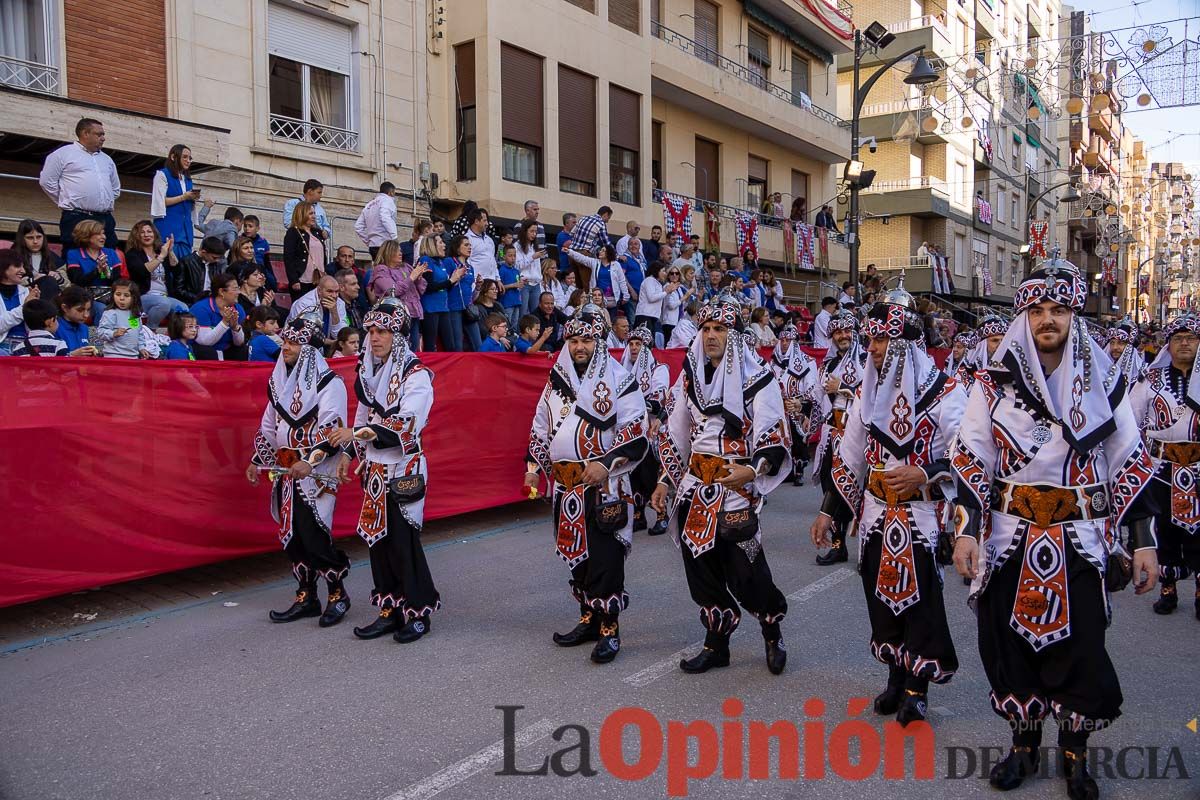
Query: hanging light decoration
[
  {"left": 961, "top": 115, "right": 974, "bottom": 128},
  {"left": 1136, "top": 93, "right": 1152, "bottom": 107},
  {"left": 1091, "top": 94, "right": 1110, "bottom": 112},
  {"left": 1028, "top": 103, "right": 1041, "bottom": 120},
  {"left": 1066, "top": 97, "right": 1084, "bottom": 115},
  {"left": 921, "top": 116, "right": 939, "bottom": 133}
]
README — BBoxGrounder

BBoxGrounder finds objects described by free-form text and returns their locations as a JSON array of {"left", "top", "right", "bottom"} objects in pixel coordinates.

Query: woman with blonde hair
[
  {"left": 367, "top": 239, "right": 425, "bottom": 351},
  {"left": 282, "top": 201, "right": 327, "bottom": 300}
]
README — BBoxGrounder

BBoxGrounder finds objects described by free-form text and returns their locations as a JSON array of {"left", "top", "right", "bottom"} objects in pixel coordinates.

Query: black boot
[
  {"left": 816, "top": 537, "right": 848, "bottom": 566},
  {"left": 764, "top": 638, "right": 787, "bottom": 674},
  {"left": 590, "top": 616, "right": 621, "bottom": 664},
  {"left": 791, "top": 469, "right": 804, "bottom": 487},
  {"left": 632, "top": 507, "right": 648, "bottom": 533},
  {"left": 680, "top": 633, "right": 731, "bottom": 673},
  {"left": 269, "top": 585, "right": 321, "bottom": 623},
  {"left": 353, "top": 606, "right": 397, "bottom": 639},
  {"left": 393, "top": 614, "right": 431, "bottom": 643},
  {"left": 873, "top": 664, "right": 906, "bottom": 715},
  {"left": 1154, "top": 582, "right": 1177, "bottom": 615},
  {"left": 553, "top": 610, "right": 600, "bottom": 646},
  {"left": 318, "top": 583, "right": 350, "bottom": 627},
  {"left": 648, "top": 517, "right": 669, "bottom": 536},
  {"left": 896, "top": 689, "right": 928, "bottom": 727},
  {"left": 1062, "top": 748, "right": 1099, "bottom": 800},
  {"left": 989, "top": 747, "right": 1040, "bottom": 791}
]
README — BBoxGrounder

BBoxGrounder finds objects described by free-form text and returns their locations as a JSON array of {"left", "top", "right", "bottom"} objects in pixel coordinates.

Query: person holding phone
[
  {"left": 151, "top": 144, "right": 201, "bottom": 260},
  {"left": 513, "top": 217, "right": 546, "bottom": 316}
]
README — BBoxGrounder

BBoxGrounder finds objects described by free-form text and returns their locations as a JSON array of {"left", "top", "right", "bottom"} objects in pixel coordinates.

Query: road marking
[
  {"left": 382, "top": 718, "right": 557, "bottom": 800},
  {"left": 622, "top": 567, "right": 855, "bottom": 688}
]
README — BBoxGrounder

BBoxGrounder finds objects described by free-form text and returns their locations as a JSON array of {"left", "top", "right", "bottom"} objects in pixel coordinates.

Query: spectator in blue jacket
[
  {"left": 446, "top": 235, "right": 477, "bottom": 351},
  {"left": 417, "top": 236, "right": 466, "bottom": 351}
]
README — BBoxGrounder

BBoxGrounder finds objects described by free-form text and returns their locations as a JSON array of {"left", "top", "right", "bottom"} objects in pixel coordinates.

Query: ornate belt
[
  {"left": 552, "top": 460, "right": 587, "bottom": 490},
  {"left": 865, "top": 466, "right": 940, "bottom": 506},
  {"left": 830, "top": 409, "right": 848, "bottom": 430},
  {"left": 1149, "top": 439, "right": 1200, "bottom": 467},
  {"left": 687, "top": 453, "right": 750, "bottom": 485},
  {"left": 991, "top": 480, "right": 1110, "bottom": 527},
  {"left": 275, "top": 448, "right": 302, "bottom": 468}
]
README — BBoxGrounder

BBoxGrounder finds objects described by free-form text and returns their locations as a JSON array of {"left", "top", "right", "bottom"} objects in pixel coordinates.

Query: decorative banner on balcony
[
  {"left": 1138, "top": 272, "right": 1149, "bottom": 296},
  {"left": 800, "top": 0, "right": 854, "bottom": 40},
  {"left": 1101, "top": 255, "right": 1117, "bottom": 286},
  {"left": 1028, "top": 221, "right": 1049, "bottom": 259},
  {"left": 794, "top": 222, "right": 815, "bottom": 271},
  {"left": 704, "top": 203, "right": 721, "bottom": 253},
  {"left": 930, "top": 253, "right": 955, "bottom": 295},
  {"left": 973, "top": 247, "right": 993, "bottom": 295},
  {"left": 975, "top": 198, "right": 994, "bottom": 225},
  {"left": 735, "top": 212, "right": 759, "bottom": 261},
  {"left": 661, "top": 193, "right": 692, "bottom": 241}
]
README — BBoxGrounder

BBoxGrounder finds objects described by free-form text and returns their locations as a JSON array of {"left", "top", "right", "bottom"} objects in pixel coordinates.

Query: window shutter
[
  {"left": 564, "top": 0, "right": 595, "bottom": 11},
  {"left": 608, "top": 85, "right": 640, "bottom": 152},
  {"left": 558, "top": 66, "right": 597, "bottom": 185},
  {"left": 694, "top": 137, "right": 719, "bottom": 201},
  {"left": 455, "top": 42, "right": 475, "bottom": 107},
  {"left": 748, "top": 155, "right": 767, "bottom": 182},
  {"left": 747, "top": 28, "right": 770, "bottom": 65},
  {"left": 694, "top": 0, "right": 718, "bottom": 54},
  {"left": 268, "top": 3, "right": 352, "bottom": 75},
  {"left": 790, "top": 52, "right": 810, "bottom": 96},
  {"left": 609, "top": 0, "right": 639, "bottom": 34},
  {"left": 501, "top": 44, "right": 544, "bottom": 147}
]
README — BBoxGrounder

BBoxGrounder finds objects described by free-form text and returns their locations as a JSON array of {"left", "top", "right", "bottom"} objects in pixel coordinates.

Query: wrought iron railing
[
  {"left": 650, "top": 22, "right": 847, "bottom": 129},
  {"left": 652, "top": 188, "right": 848, "bottom": 244},
  {"left": 0, "top": 55, "right": 59, "bottom": 95},
  {"left": 269, "top": 113, "right": 359, "bottom": 152},
  {"left": 860, "top": 176, "right": 950, "bottom": 195}
]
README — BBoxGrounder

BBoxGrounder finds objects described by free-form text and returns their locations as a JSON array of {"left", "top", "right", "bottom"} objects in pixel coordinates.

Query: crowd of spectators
[{"left": 2, "top": 115, "right": 872, "bottom": 362}]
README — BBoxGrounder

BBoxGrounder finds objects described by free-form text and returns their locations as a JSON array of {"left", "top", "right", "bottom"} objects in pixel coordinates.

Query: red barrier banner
[{"left": 0, "top": 344, "right": 941, "bottom": 608}]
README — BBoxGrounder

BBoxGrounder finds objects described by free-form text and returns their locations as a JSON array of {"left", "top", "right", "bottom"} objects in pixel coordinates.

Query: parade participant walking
[
  {"left": 525, "top": 306, "right": 649, "bottom": 664},
  {"left": 1106, "top": 319, "right": 1148, "bottom": 386},
  {"left": 621, "top": 324, "right": 670, "bottom": 536},
  {"left": 246, "top": 315, "right": 352, "bottom": 627},
  {"left": 1130, "top": 315, "right": 1200, "bottom": 620},
  {"left": 650, "top": 294, "right": 793, "bottom": 675},
  {"left": 951, "top": 257, "right": 1159, "bottom": 798},
  {"left": 330, "top": 298, "right": 441, "bottom": 643},
  {"left": 771, "top": 324, "right": 818, "bottom": 487},
  {"left": 811, "top": 283, "right": 967, "bottom": 725},
  {"left": 810, "top": 310, "right": 866, "bottom": 565}
]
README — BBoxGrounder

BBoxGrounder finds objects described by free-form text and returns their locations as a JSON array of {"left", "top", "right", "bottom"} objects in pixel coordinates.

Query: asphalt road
[{"left": 1, "top": 481, "right": 1198, "bottom": 800}]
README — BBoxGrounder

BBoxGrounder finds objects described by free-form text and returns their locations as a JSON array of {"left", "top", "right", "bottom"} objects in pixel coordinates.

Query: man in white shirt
[
  {"left": 287, "top": 276, "right": 349, "bottom": 345},
  {"left": 615, "top": 220, "right": 641, "bottom": 258},
  {"left": 354, "top": 182, "right": 398, "bottom": 258},
  {"left": 39, "top": 117, "right": 122, "bottom": 248},
  {"left": 811, "top": 296, "right": 836, "bottom": 355},
  {"left": 465, "top": 207, "right": 499, "bottom": 282}
]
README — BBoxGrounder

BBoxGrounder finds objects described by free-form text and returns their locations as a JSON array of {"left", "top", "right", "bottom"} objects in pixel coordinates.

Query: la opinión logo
[{"left": 496, "top": 697, "right": 937, "bottom": 797}]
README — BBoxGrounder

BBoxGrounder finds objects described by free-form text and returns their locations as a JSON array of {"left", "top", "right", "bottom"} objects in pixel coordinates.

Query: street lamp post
[{"left": 847, "top": 25, "right": 940, "bottom": 290}]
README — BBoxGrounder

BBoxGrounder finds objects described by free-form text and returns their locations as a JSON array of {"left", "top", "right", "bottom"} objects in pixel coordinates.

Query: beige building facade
[
  {"left": 0, "top": 0, "right": 431, "bottom": 252},
  {"left": 427, "top": 0, "right": 854, "bottom": 296}
]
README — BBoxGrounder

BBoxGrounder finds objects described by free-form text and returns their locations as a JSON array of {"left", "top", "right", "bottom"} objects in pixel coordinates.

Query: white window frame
[{"left": 0, "top": 0, "right": 60, "bottom": 94}]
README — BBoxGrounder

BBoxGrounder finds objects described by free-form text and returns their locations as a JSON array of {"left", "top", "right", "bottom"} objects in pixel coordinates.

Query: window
[
  {"left": 1011, "top": 192, "right": 1020, "bottom": 225},
  {"left": 501, "top": 44, "right": 544, "bottom": 186},
  {"left": 1011, "top": 137, "right": 1021, "bottom": 171},
  {"left": 609, "top": 0, "right": 639, "bottom": 34},
  {"left": 609, "top": 85, "right": 641, "bottom": 205},
  {"left": 558, "top": 65, "right": 596, "bottom": 196},
  {"left": 790, "top": 52, "right": 810, "bottom": 103},
  {"left": 455, "top": 42, "right": 477, "bottom": 181},
  {"left": 747, "top": 155, "right": 768, "bottom": 211},
  {"left": 267, "top": 3, "right": 356, "bottom": 151},
  {"left": 563, "top": 0, "right": 595, "bottom": 11},
  {"left": 995, "top": 184, "right": 1006, "bottom": 223},
  {"left": 791, "top": 169, "right": 809, "bottom": 221},
  {"left": 747, "top": 28, "right": 770, "bottom": 89},
  {"left": 954, "top": 161, "right": 968, "bottom": 205},
  {"left": 694, "top": 0, "right": 719, "bottom": 65},
  {"left": 0, "top": 0, "right": 57, "bottom": 93},
  {"left": 694, "top": 136, "right": 720, "bottom": 202},
  {"left": 651, "top": 0, "right": 662, "bottom": 36},
  {"left": 954, "top": 234, "right": 967, "bottom": 278},
  {"left": 652, "top": 121, "right": 663, "bottom": 194},
  {"left": 1012, "top": 254, "right": 1021, "bottom": 284},
  {"left": 996, "top": 248, "right": 1006, "bottom": 285}
]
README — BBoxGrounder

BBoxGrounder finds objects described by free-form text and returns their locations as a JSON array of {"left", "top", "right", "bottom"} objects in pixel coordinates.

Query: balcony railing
[
  {"left": 860, "top": 176, "right": 950, "bottom": 195},
  {"left": 0, "top": 55, "right": 60, "bottom": 95},
  {"left": 651, "top": 22, "right": 847, "bottom": 129},
  {"left": 269, "top": 114, "right": 359, "bottom": 152},
  {"left": 884, "top": 15, "right": 954, "bottom": 49}
]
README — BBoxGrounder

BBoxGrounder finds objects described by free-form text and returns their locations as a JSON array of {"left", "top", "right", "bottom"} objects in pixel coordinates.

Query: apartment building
[
  {"left": 0, "top": 0, "right": 430, "bottom": 250},
  {"left": 426, "top": 0, "right": 854, "bottom": 283},
  {"left": 840, "top": 0, "right": 1061, "bottom": 308},
  {"left": 1146, "top": 162, "right": 1197, "bottom": 320}
]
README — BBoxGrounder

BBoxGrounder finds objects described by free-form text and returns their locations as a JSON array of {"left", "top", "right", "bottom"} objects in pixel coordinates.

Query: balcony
[
  {"left": 269, "top": 114, "right": 359, "bottom": 153},
  {"left": 859, "top": 176, "right": 961, "bottom": 220},
  {"left": 871, "top": 16, "right": 957, "bottom": 64},
  {"left": 1027, "top": 4, "right": 1043, "bottom": 38},
  {"left": 748, "top": 0, "right": 855, "bottom": 59},
  {"left": 975, "top": 0, "right": 998, "bottom": 38},
  {"left": 974, "top": 137, "right": 993, "bottom": 167},
  {"left": 0, "top": 55, "right": 59, "bottom": 95},
  {"left": 1026, "top": 172, "right": 1041, "bottom": 198},
  {"left": 1088, "top": 104, "right": 1115, "bottom": 142},
  {"left": 650, "top": 23, "right": 849, "bottom": 163},
  {"left": 858, "top": 96, "right": 954, "bottom": 144}
]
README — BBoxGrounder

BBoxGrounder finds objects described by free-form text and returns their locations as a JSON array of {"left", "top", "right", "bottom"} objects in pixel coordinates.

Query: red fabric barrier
[{"left": 0, "top": 343, "right": 941, "bottom": 608}]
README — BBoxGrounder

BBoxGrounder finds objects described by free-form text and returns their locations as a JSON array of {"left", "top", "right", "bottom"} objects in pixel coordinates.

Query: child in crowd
[
  {"left": 497, "top": 248, "right": 522, "bottom": 329},
  {"left": 54, "top": 286, "right": 96, "bottom": 355},
  {"left": 496, "top": 229, "right": 514, "bottom": 261},
  {"left": 242, "top": 215, "right": 271, "bottom": 267},
  {"left": 11, "top": 298, "right": 67, "bottom": 356},
  {"left": 247, "top": 305, "right": 282, "bottom": 362},
  {"left": 514, "top": 314, "right": 552, "bottom": 354},
  {"left": 478, "top": 313, "right": 511, "bottom": 352},
  {"left": 96, "top": 279, "right": 159, "bottom": 359},
  {"left": 334, "top": 326, "right": 361, "bottom": 357},
  {"left": 165, "top": 312, "right": 199, "bottom": 360}
]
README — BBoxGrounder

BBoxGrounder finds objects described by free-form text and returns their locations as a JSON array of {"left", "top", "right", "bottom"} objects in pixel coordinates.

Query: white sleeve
[
  {"left": 194, "top": 321, "right": 230, "bottom": 346},
  {"left": 0, "top": 297, "right": 26, "bottom": 337},
  {"left": 383, "top": 202, "right": 397, "bottom": 240},
  {"left": 354, "top": 206, "right": 369, "bottom": 245},
  {"left": 1128, "top": 379, "right": 1152, "bottom": 432},
  {"left": 151, "top": 172, "right": 168, "bottom": 218},
  {"left": 108, "top": 156, "right": 121, "bottom": 199},
  {"left": 643, "top": 277, "right": 665, "bottom": 304},
  {"left": 38, "top": 148, "right": 63, "bottom": 204}
]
